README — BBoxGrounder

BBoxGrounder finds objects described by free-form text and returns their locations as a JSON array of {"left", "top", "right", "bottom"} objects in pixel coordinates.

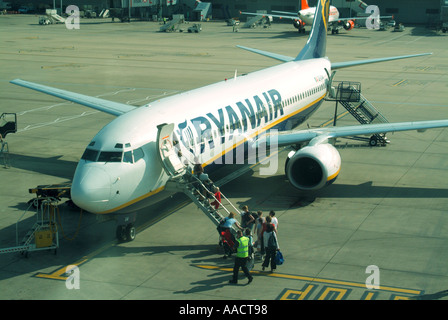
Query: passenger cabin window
[{"left": 98, "top": 151, "right": 122, "bottom": 162}]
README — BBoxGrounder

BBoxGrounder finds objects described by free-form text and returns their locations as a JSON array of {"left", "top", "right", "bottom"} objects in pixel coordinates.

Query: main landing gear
[{"left": 115, "top": 213, "right": 136, "bottom": 242}]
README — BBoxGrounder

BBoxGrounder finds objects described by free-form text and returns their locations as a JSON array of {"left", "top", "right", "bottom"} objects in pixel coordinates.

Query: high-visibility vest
[{"left": 236, "top": 236, "right": 249, "bottom": 258}]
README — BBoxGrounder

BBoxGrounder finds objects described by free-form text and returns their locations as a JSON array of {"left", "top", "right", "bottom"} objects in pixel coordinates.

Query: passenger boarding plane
[{"left": 11, "top": 0, "right": 448, "bottom": 241}]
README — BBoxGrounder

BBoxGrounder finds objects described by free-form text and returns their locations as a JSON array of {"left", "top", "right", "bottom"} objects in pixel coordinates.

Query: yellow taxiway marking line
[
  {"left": 392, "top": 79, "right": 407, "bottom": 86},
  {"left": 194, "top": 264, "right": 422, "bottom": 296},
  {"left": 34, "top": 244, "right": 112, "bottom": 280},
  {"left": 320, "top": 110, "right": 350, "bottom": 128}
]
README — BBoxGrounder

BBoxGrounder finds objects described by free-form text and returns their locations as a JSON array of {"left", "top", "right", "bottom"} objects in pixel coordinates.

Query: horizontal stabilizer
[
  {"left": 10, "top": 79, "right": 137, "bottom": 116},
  {"left": 236, "top": 45, "right": 294, "bottom": 62},
  {"left": 332, "top": 53, "right": 432, "bottom": 69}
]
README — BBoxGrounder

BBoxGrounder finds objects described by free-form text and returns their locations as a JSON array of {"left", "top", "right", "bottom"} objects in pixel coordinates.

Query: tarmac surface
[{"left": 0, "top": 15, "right": 448, "bottom": 302}]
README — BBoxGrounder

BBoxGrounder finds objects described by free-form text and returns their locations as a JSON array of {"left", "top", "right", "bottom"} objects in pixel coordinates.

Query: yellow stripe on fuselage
[{"left": 97, "top": 185, "right": 165, "bottom": 214}]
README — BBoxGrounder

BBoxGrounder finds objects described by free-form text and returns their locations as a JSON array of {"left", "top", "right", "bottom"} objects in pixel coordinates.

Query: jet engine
[
  {"left": 344, "top": 20, "right": 355, "bottom": 30},
  {"left": 293, "top": 20, "right": 302, "bottom": 29},
  {"left": 293, "top": 19, "right": 306, "bottom": 33},
  {"left": 285, "top": 143, "right": 341, "bottom": 191}
]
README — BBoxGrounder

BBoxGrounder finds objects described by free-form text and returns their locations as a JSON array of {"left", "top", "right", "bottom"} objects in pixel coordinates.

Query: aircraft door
[
  {"left": 324, "top": 68, "right": 337, "bottom": 99},
  {"left": 156, "top": 123, "right": 186, "bottom": 177}
]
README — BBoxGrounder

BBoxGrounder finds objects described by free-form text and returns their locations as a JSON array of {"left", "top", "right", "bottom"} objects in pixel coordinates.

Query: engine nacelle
[
  {"left": 344, "top": 20, "right": 355, "bottom": 30},
  {"left": 285, "top": 143, "right": 341, "bottom": 191}
]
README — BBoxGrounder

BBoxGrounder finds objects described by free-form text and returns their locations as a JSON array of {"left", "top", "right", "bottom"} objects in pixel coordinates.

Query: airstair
[
  {"left": 0, "top": 113, "right": 17, "bottom": 168},
  {"left": 243, "top": 10, "right": 271, "bottom": 29},
  {"left": 165, "top": 173, "right": 242, "bottom": 236},
  {"left": 0, "top": 113, "right": 17, "bottom": 138},
  {"left": 325, "top": 80, "right": 390, "bottom": 146},
  {"left": 160, "top": 14, "right": 185, "bottom": 32},
  {"left": 243, "top": 15, "right": 264, "bottom": 28},
  {"left": 39, "top": 9, "right": 66, "bottom": 25},
  {"left": 156, "top": 123, "right": 242, "bottom": 237}
]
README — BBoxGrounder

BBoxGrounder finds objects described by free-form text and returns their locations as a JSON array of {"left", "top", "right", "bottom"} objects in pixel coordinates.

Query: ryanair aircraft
[{"left": 11, "top": 0, "right": 448, "bottom": 241}]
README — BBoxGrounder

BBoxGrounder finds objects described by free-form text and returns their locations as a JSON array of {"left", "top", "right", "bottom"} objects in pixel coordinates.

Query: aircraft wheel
[
  {"left": 369, "top": 136, "right": 378, "bottom": 147},
  {"left": 116, "top": 226, "right": 127, "bottom": 241},
  {"left": 126, "top": 224, "right": 136, "bottom": 241},
  {"left": 116, "top": 224, "right": 136, "bottom": 242}
]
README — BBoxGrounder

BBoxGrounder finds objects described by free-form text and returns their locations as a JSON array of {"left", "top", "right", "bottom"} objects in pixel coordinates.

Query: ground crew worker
[{"left": 229, "top": 230, "right": 253, "bottom": 285}]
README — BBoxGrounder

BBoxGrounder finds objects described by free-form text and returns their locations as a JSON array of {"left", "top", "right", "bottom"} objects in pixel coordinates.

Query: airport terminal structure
[
  {"left": 0, "top": 0, "right": 448, "bottom": 303},
  {"left": 2, "top": 0, "right": 447, "bottom": 25}
]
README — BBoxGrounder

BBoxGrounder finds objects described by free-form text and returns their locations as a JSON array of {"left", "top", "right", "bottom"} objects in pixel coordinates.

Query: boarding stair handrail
[{"left": 166, "top": 173, "right": 241, "bottom": 236}]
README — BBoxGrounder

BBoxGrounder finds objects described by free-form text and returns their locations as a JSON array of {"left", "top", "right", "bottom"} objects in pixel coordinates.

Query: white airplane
[
  {"left": 242, "top": 0, "right": 391, "bottom": 34},
  {"left": 11, "top": 0, "right": 448, "bottom": 241}
]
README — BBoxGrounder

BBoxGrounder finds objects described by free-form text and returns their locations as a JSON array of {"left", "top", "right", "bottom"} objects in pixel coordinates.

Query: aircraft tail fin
[
  {"left": 301, "top": 0, "right": 310, "bottom": 10},
  {"left": 295, "top": 0, "right": 330, "bottom": 61}
]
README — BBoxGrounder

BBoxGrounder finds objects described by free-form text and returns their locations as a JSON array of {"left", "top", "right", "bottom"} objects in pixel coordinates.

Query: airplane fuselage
[
  {"left": 71, "top": 58, "right": 332, "bottom": 214},
  {"left": 299, "top": 5, "right": 339, "bottom": 25}
]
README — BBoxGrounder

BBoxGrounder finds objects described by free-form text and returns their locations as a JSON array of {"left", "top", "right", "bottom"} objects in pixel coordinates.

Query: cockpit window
[
  {"left": 82, "top": 147, "right": 142, "bottom": 163},
  {"left": 133, "top": 148, "right": 144, "bottom": 162},
  {"left": 81, "top": 148, "right": 99, "bottom": 161},
  {"left": 98, "top": 151, "right": 122, "bottom": 162},
  {"left": 123, "top": 151, "right": 133, "bottom": 163}
]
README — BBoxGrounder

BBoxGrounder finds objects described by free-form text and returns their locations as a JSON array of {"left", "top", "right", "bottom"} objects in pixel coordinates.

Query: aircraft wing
[
  {"left": 236, "top": 46, "right": 432, "bottom": 68},
  {"left": 10, "top": 79, "right": 137, "bottom": 116},
  {"left": 241, "top": 11, "right": 299, "bottom": 21},
  {"left": 332, "top": 15, "right": 393, "bottom": 22},
  {"left": 257, "top": 120, "right": 448, "bottom": 147}
]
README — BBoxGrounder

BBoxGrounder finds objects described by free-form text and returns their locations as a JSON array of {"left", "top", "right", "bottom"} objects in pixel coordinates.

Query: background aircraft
[{"left": 242, "top": 0, "right": 392, "bottom": 34}]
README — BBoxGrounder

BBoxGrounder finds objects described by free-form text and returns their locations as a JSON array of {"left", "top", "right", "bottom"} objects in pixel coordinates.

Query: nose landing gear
[{"left": 115, "top": 213, "right": 136, "bottom": 242}]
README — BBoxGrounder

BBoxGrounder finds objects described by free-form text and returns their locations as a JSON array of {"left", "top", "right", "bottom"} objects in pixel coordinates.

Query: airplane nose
[{"left": 71, "top": 165, "right": 111, "bottom": 213}]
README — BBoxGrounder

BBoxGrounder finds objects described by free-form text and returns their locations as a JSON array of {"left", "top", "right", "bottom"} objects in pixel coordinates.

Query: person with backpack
[
  {"left": 240, "top": 205, "right": 255, "bottom": 232},
  {"left": 262, "top": 224, "right": 279, "bottom": 272}
]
